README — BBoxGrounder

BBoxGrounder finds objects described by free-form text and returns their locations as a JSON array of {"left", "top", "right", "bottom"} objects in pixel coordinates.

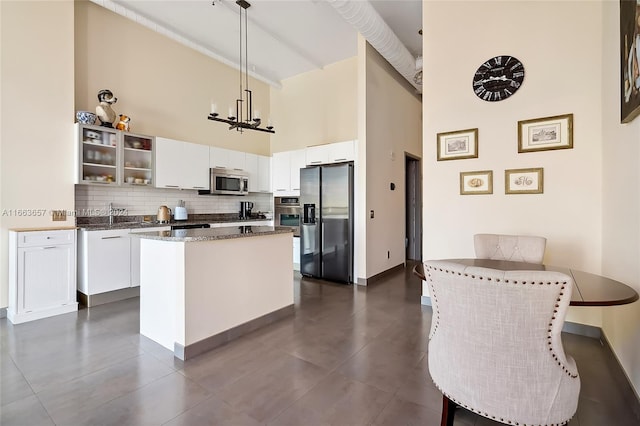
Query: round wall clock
[{"left": 472, "top": 55, "right": 525, "bottom": 102}]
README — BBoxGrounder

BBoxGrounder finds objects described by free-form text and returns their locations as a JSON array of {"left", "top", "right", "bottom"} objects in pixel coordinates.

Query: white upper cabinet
[
  {"left": 257, "top": 155, "right": 272, "bottom": 193},
  {"left": 210, "top": 146, "right": 246, "bottom": 170},
  {"left": 305, "top": 145, "right": 328, "bottom": 165},
  {"left": 305, "top": 141, "right": 355, "bottom": 165},
  {"left": 290, "top": 149, "right": 306, "bottom": 192},
  {"left": 228, "top": 150, "right": 246, "bottom": 170},
  {"left": 273, "top": 149, "right": 306, "bottom": 195},
  {"left": 245, "top": 153, "right": 259, "bottom": 192},
  {"left": 155, "top": 137, "right": 209, "bottom": 190},
  {"left": 328, "top": 140, "right": 355, "bottom": 163},
  {"left": 272, "top": 151, "right": 291, "bottom": 194},
  {"left": 210, "top": 146, "right": 230, "bottom": 169}
]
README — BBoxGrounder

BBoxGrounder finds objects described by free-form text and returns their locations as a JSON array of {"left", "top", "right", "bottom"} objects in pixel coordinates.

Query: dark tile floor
[{"left": 1, "top": 265, "right": 639, "bottom": 425}]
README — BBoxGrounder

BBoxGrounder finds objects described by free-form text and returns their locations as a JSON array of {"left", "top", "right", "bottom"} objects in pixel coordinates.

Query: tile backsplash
[{"left": 75, "top": 185, "right": 273, "bottom": 218}]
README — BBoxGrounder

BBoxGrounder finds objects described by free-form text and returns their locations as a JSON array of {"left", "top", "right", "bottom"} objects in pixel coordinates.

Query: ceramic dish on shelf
[{"left": 77, "top": 111, "right": 97, "bottom": 125}]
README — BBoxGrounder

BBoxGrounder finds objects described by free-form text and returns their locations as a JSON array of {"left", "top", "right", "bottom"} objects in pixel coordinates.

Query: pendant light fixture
[{"left": 208, "top": 0, "right": 274, "bottom": 134}]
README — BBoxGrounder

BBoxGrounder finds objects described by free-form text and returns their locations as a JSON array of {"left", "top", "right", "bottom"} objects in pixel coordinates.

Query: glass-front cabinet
[
  {"left": 76, "top": 124, "right": 154, "bottom": 186},
  {"left": 78, "top": 125, "right": 119, "bottom": 185},
  {"left": 122, "top": 133, "right": 153, "bottom": 186}
]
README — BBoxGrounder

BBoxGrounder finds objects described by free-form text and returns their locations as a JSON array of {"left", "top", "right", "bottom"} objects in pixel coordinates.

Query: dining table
[{"left": 414, "top": 259, "right": 639, "bottom": 307}]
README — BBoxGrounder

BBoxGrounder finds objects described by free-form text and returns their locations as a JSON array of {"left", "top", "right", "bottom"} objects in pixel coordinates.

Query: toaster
[{"left": 174, "top": 206, "right": 188, "bottom": 221}]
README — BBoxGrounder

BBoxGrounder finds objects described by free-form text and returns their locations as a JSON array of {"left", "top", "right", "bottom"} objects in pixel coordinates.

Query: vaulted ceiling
[{"left": 102, "top": 0, "right": 422, "bottom": 89}]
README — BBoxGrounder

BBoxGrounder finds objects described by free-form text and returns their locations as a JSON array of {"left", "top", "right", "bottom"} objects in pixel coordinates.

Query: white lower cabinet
[
  {"left": 78, "top": 229, "right": 131, "bottom": 295},
  {"left": 8, "top": 229, "right": 78, "bottom": 324},
  {"left": 78, "top": 227, "right": 170, "bottom": 299},
  {"left": 293, "top": 236, "right": 300, "bottom": 270}
]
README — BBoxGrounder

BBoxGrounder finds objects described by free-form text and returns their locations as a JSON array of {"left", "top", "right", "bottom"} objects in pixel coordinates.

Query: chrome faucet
[{"left": 108, "top": 202, "right": 114, "bottom": 225}]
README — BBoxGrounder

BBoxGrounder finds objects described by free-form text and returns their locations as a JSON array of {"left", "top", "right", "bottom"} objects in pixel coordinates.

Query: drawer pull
[
  {"left": 164, "top": 185, "right": 180, "bottom": 188},
  {"left": 310, "top": 161, "right": 322, "bottom": 164},
  {"left": 101, "top": 236, "right": 122, "bottom": 240},
  {"left": 334, "top": 158, "right": 347, "bottom": 161},
  {"left": 43, "top": 246, "right": 57, "bottom": 249}
]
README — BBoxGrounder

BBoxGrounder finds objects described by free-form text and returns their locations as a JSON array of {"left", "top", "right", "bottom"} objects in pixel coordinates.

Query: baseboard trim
[
  {"left": 0, "top": 307, "right": 6, "bottom": 319},
  {"left": 357, "top": 263, "right": 405, "bottom": 286},
  {"left": 601, "top": 331, "right": 640, "bottom": 421},
  {"left": 562, "top": 321, "right": 601, "bottom": 338},
  {"left": 77, "top": 287, "right": 140, "bottom": 308},
  {"left": 174, "top": 304, "right": 295, "bottom": 360}
]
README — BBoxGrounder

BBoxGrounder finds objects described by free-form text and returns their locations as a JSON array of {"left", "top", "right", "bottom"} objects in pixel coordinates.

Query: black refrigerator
[{"left": 300, "top": 162, "right": 354, "bottom": 283}]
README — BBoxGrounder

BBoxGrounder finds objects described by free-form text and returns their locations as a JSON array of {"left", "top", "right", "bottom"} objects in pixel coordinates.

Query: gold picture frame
[
  {"left": 518, "top": 114, "right": 573, "bottom": 153},
  {"left": 505, "top": 167, "right": 544, "bottom": 194},
  {"left": 437, "top": 128, "right": 479, "bottom": 161},
  {"left": 460, "top": 170, "right": 493, "bottom": 195}
]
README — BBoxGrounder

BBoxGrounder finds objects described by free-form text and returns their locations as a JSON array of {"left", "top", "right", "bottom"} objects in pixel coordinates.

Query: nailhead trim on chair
[
  {"left": 425, "top": 264, "right": 578, "bottom": 426},
  {"left": 431, "top": 386, "right": 574, "bottom": 426}
]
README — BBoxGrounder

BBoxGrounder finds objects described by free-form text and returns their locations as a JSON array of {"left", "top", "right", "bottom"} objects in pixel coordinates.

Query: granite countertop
[
  {"left": 133, "top": 226, "right": 292, "bottom": 242},
  {"left": 77, "top": 214, "right": 272, "bottom": 231}
]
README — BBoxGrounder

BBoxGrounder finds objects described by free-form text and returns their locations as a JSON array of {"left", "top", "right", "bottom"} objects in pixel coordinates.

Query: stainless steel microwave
[{"left": 199, "top": 168, "right": 249, "bottom": 195}]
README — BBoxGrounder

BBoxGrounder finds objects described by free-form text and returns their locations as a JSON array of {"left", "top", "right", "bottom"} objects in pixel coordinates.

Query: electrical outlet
[
  {"left": 51, "top": 210, "right": 66, "bottom": 221},
  {"left": 387, "top": 250, "right": 390, "bottom": 259},
  {"left": 370, "top": 210, "right": 375, "bottom": 218}
]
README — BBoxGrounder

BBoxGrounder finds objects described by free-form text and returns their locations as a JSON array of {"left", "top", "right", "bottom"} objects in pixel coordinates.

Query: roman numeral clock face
[{"left": 472, "top": 55, "right": 525, "bottom": 102}]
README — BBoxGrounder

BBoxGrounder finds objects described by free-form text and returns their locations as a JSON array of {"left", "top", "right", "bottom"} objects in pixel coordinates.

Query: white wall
[
  {"left": 0, "top": 0, "right": 76, "bottom": 308},
  {"left": 270, "top": 56, "right": 357, "bottom": 153},
  {"left": 422, "top": 1, "right": 604, "bottom": 327},
  {"left": 75, "top": 1, "right": 271, "bottom": 155},
  {"left": 601, "top": 1, "right": 640, "bottom": 400},
  {"left": 363, "top": 40, "right": 422, "bottom": 280}
]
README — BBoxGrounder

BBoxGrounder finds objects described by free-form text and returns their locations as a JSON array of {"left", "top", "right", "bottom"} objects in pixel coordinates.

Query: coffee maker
[{"left": 239, "top": 201, "right": 254, "bottom": 219}]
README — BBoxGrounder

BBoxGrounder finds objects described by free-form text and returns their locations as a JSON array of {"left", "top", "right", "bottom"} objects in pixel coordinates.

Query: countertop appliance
[
  {"left": 239, "top": 201, "right": 254, "bottom": 219},
  {"left": 199, "top": 167, "right": 249, "bottom": 196},
  {"left": 157, "top": 205, "right": 171, "bottom": 223},
  {"left": 274, "top": 196, "right": 300, "bottom": 237},
  {"left": 174, "top": 200, "right": 188, "bottom": 221},
  {"left": 300, "top": 163, "right": 353, "bottom": 283}
]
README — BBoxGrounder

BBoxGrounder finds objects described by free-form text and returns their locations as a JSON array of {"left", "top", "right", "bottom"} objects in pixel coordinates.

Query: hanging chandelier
[{"left": 208, "top": 0, "right": 274, "bottom": 134}]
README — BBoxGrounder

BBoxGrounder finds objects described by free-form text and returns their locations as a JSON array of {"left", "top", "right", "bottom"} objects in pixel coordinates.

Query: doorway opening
[{"left": 405, "top": 154, "right": 422, "bottom": 261}]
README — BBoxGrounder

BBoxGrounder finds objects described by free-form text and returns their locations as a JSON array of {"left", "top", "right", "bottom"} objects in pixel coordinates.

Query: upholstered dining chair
[
  {"left": 474, "top": 233, "right": 547, "bottom": 264},
  {"left": 424, "top": 259, "right": 580, "bottom": 426}
]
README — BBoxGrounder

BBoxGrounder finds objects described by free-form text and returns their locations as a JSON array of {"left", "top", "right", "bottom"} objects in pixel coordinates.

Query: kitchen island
[{"left": 135, "top": 226, "right": 293, "bottom": 360}]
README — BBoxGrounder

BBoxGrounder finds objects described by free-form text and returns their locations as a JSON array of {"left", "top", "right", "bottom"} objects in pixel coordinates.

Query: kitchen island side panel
[
  {"left": 183, "top": 232, "right": 293, "bottom": 346},
  {"left": 139, "top": 239, "right": 185, "bottom": 350}
]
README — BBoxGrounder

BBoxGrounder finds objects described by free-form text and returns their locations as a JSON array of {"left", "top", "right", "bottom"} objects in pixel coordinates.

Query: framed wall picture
[
  {"left": 437, "top": 128, "right": 478, "bottom": 161},
  {"left": 620, "top": 0, "right": 640, "bottom": 123},
  {"left": 460, "top": 170, "right": 493, "bottom": 195},
  {"left": 518, "top": 114, "right": 573, "bottom": 153},
  {"left": 505, "top": 168, "right": 543, "bottom": 194}
]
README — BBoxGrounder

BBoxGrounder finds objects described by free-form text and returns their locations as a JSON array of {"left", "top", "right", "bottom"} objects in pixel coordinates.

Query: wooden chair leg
[{"left": 441, "top": 395, "right": 456, "bottom": 426}]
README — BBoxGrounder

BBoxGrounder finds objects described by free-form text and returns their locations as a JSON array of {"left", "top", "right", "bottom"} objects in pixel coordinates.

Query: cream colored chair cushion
[
  {"left": 474, "top": 233, "right": 547, "bottom": 264},
  {"left": 425, "top": 259, "right": 580, "bottom": 425}
]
